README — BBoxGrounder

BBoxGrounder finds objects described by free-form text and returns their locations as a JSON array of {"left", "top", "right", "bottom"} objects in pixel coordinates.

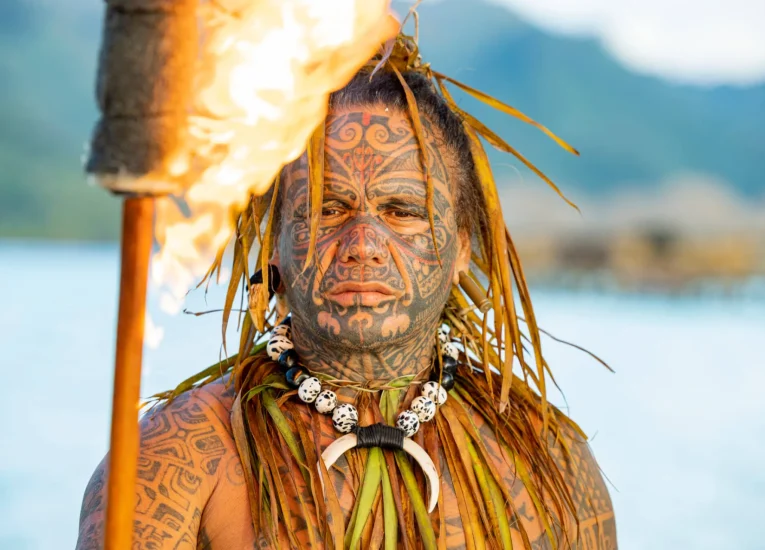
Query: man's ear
[
  {"left": 453, "top": 230, "right": 471, "bottom": 285},
  {"left": 269, "top": 233, "right": 289, "bottom": 294}
]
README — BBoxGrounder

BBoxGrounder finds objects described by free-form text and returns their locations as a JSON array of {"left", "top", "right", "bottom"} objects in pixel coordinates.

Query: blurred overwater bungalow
[{"left": 501, "top": 174, "right": 765, "bottom": 294}]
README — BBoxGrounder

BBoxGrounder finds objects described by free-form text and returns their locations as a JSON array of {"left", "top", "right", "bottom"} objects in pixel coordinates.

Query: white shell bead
[
  {"left": 297, "top": 377, "right": 322, "bottom": 403},
  {"left": 332, "top": 404, "right": 359, "bottom": 433},
  {"left": 421, "top": 381, "right": 448, "bottom": 405},
  {"left": 314, "top": 390, "right": 337, "bottom": 414},
  {"left": 396, "top": 410, "right": 421, "bottom": 437},
  {"left": 410, "top": 396, "right": 436, "bottom": 422},
  {"left": 441, "top": 341, "right": 459, "bottom": 360},
  {"left": 272, "top": 324, "right": 292, "bottom": 339},
  {"left": 267, "top": 334, "right": 294, "bottom": 361}
]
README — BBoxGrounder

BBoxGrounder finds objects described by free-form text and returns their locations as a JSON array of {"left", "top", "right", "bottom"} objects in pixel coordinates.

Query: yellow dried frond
[
  {"left": 391, "top": 64, "right": 441, "bottom": 265},
  {"left": 303, "top": 123, "right": 326, "bottom": 272},
  {"left": 433, "top": 73, "right": 579, "bottom": 156}
]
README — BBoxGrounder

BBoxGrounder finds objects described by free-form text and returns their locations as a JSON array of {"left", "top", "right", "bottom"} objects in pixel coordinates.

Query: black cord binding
[{"left": 353, "top": 423, "right": 405, "bottom": 450}]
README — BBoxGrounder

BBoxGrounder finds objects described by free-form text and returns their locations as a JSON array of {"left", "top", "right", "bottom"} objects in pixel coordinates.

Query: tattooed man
[{"left": 76, "top": 70, "right": 617, "bottom": 549}]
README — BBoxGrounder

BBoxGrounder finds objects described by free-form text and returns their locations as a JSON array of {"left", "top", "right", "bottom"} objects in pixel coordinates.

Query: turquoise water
[{"left": 1, "top": 241, "right": 764, "bottom": 549}]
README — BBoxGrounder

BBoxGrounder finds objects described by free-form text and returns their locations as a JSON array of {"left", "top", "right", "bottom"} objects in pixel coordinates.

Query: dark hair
[
  {"left": 329, "top": 70, "right": 487, "bottom": 239},
  {"left": 272, "top": 70, "right": 489, "bottom": 244}
]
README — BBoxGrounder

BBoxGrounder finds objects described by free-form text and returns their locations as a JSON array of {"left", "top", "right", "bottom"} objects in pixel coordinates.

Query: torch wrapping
[{"left": 86, "top": 0, "right": 197, "bottom": 195}]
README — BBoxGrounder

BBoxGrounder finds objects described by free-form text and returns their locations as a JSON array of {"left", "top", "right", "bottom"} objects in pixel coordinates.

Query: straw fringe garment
[{"left": 151, "top": 20, "right": 605, "bottom": 550}]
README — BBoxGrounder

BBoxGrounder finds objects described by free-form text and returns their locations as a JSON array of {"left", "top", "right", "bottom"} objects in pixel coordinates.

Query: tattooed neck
[{"left": 289, "top": 314, "right": 439, "bottom": 385}]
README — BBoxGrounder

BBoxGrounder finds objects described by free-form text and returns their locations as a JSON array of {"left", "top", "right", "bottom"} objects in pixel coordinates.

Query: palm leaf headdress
[
  {"left": 234, "top": 18, "right": 582, "bottom": 414},
  {"left": 153, "top": 10, "right": 608, "bottom": 550}
]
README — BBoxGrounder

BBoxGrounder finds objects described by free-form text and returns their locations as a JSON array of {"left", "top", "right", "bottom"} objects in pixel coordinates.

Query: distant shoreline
[{"left": 4, "top": 239, "right": 763, "bottom": 299}]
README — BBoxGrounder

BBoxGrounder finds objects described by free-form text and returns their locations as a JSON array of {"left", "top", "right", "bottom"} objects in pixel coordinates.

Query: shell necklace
[{"left": 266, "top": 317, "right": 461, "bottom": 512}]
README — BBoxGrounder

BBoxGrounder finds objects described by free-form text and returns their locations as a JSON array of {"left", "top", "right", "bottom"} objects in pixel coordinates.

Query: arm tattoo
[
  {"left": 75, "top": 461, "right": 106, "bottom": 550},
  {"left": 79, "top": 460, "right": 106, "bottom": 523},
  {"left": 463, "top": 410, "right": 617, "bottom": 550},
  {"left": 527, "top": 425, "right": 618, "bottom": 550},
  {"left": 75, "top": 382, "right": 235, "bottom": 549}
]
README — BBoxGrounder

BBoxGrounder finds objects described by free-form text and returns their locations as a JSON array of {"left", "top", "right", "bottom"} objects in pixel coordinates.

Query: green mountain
[
  {"left": 0, "top": 0, "right": 116, "bottom": 239},
  {"left": 410, "top": 0, "right": 765, "bottom": 198},
  {"left": 0, "top": 0, "right": 763, "bottom": 240}
]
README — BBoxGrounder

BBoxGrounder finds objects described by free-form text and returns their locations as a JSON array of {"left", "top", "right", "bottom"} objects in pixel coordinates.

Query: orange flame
[{"left": 152, "top": 1, "right": 399, "bottom": 313}]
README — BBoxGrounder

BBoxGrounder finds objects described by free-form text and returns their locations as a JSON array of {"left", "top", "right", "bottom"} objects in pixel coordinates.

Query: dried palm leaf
[{"left": 151, "top": 9, "right": 613, "bottom": 550}]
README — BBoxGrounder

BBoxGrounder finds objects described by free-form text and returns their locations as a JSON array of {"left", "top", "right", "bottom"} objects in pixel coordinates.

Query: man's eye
[
  {"left": 322, "top": 207, "right": 344, "bottom": 217},
  {"left": 388, "top": 209, "right": 424, "bottom": 220}
]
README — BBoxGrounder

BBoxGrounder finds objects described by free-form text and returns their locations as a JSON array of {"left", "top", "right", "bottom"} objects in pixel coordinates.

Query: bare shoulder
[
  {"left": 543, "top": 416, "right": 618, "bottom": 549},
  {"left": 137, "top": 375, "right": 238, "bottom": 474},
  {"left": 75, "top": 376, "right": 239, "bottom": 550},
  {"left": 467, "top": 401, "right": 617, "bottom": 549}
]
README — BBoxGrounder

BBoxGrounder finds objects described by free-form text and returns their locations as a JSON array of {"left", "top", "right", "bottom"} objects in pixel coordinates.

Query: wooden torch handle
[{"left": 104, "top": 197, "right": 154, "bottom": 550}]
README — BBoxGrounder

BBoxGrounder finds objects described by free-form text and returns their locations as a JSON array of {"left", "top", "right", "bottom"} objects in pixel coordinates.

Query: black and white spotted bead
[
  {"left": 396, "top": 410, "right": 421, "bottom": 438},
  {"left": 267, "top": 334, "right": 294, "bottom": 361},
  {"left": 268, "top": 324, "right": 451, "bottom": 438},
  {"left": 410, "top": 395, "right": 436, "bottom": 422},
  {"left": 441, "top": 341, "right": 459, "bottom": 361},
  {"left": 332, "top": 404, "right": 359, "bottom": 433},
  {"left": 297, "top": 376, "right": 322, "bottom": 403},
  {"left": 272, "top": 324, "right": 291, "bottom": 339},
  {"left": 314, "top": 389, "right": 337, "bottom": 414},
  {"left": 421, "top": 381, "right": 448, "bottom": 405}
]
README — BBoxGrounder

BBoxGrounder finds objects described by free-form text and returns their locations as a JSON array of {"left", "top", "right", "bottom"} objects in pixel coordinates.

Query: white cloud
[{"left": 488, "top": 0, "right": 765, "bottom": 86}]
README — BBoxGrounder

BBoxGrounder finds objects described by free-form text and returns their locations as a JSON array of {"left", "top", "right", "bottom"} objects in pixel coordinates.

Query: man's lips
[{"left": 325, "top": 282, "right": 402, "bottom": 307}]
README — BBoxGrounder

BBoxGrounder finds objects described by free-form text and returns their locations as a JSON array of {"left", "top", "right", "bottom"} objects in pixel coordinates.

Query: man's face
[{"left": 275, "top": 106, "right": 469, "bottom": 349}]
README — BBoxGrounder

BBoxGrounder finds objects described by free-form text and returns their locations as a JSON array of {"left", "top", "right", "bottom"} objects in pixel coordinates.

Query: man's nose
[{"left": 337, "top": 222, "right": 389, "bottom": 266}]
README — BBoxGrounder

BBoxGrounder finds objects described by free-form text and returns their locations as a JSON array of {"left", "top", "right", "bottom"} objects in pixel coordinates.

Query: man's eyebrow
[
  {"left": 380, "top": 196, "right": 427, "bottom": 209},
  {"left": 322, "top": 187, "right": 358, "bottom": 203},
  {"left": 321, "top": 196, "right": 352, "bottom": 206}
]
